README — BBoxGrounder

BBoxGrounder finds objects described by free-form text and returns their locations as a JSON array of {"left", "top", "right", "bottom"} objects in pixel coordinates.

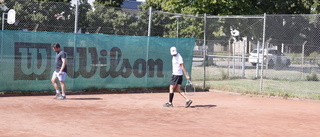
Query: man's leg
[
  {"left": 57, "top": 81, "right": 66, "bottom": 100},
  {"left": 51, "top": 75, "right": 61, "bottom": 99},
  {"left": 51, "top": 76, "right": 59, "bottom": 91},
  {"left": 176, "top": 84, "right": 192, "bottom": 108},
  {"left": 60, "top": 81, "right": 66, "bottom": 96},
  {"left": 57, "top": 72, "right": 67, "bottom": 100},
  {"left": 163, "top": 85, "right": 176, "bottom": 107},
  {"left": 169, "top": 84, "right": 176, "bottom": 102},
  {"left": 175, "top": 84, "right": 188, "bottom": 100}
]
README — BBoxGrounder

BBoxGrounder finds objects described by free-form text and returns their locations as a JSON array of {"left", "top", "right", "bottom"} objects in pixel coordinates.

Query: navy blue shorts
[{"left": 170, "top": 75, "right": 183, "bottom": 85}]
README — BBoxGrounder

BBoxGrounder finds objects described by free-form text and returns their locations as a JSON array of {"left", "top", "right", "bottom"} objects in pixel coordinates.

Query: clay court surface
[{"left": 1, "top": 91, "right": 320, "bottom": 137}]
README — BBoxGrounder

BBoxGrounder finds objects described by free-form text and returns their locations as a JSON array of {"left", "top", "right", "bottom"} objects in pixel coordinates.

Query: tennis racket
[{"left": 184, "top": 80, "right": 195, "bottom": 96}]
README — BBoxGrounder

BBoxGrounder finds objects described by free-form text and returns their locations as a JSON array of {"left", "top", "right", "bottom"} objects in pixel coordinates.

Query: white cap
[{"left": 170, "top": 46, "right": 177, "bottom": 55}]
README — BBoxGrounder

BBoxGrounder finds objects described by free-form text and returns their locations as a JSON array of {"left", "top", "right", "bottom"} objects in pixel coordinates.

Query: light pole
[{"left": 173, "top": 15, "right": 181, "bottom": 38}]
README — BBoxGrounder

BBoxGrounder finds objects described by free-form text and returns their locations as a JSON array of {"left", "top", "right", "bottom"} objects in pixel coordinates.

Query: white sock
[
  {"left": 62, "top": 93, "right": 65, "bottom": 96},
  {"left": 56, "top": 90, "right": 60, "bottom": 94}
]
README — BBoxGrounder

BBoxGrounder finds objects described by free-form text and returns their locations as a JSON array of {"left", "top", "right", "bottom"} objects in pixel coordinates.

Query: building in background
[
  {"left": 121, "top": 0, "right": 144, "bottom": 9},
  {"left": 71, "top": 0, "right": 145, "bottom": 9}
]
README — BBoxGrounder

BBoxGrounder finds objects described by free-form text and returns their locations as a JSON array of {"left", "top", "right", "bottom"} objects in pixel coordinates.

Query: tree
[
  {"left": 257, "top": 0, "right": 313, "bottom": 14},
  {"left": 140, "top": 0, "right": 265, "bottom": 65},
  {"left": 140, "top": 0, "right": 205, "bottom": 38},
  {"left": 311, "top": 0, "right": 320, "bottom": 13},
  {"left": 76, "top": 0, "right": 92, "bottom": 32},
  {"left": 86, "top": 4, "right": 142, "bottom": 35},
  {"left": 139, "top": 0, "right": 174, "bottom": 37},
  {"left": 3, "top": 0, "right": 74, "bottom": 32}
]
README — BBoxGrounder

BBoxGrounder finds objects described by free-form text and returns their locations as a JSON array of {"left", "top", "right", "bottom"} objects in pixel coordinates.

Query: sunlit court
[{"left": 1, "top": 91, "right": 320, "bottom": 137}]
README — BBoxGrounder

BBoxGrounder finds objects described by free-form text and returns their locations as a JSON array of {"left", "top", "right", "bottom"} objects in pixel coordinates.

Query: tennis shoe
[
  {"left": 185, "top": 100, "right": 192, "bottom": 108},
  {"left": 58, "top": 96, "right": 66, "bottom": 100},
  {"left": 163, "top": 102, "right": 173, "bottom": 107},
  {"left": 53, "top": 93, "right": 61, "bottom": 99}
]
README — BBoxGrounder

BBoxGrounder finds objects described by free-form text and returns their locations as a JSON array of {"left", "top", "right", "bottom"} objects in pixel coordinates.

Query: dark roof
[{"left": 121, "top": 0, "right": 142, "bottom": 9}]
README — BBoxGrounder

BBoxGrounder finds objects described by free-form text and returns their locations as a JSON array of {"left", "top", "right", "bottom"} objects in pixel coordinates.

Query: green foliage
[
  {"left": 309, "top": 51, "right": 319, "bottom": 57},
  {"left": 143, "top": 0, "right": 314, "bottom": 15},
  {"left": 308, "top": 51, "right": 320, "bottom": 65},
  {"left": 4, "top": 0, "right": 74, "bottom": 32},
  {"left": 306, "top": 70, "right": 319, "bottom": 81},
  {"left": 139, "top": 0, "right": 163, "bottom": 11},
  {"left": 77, "top": 0, "right": 92, "bottom": 29},
  {"left": 4, "top": 0, "right": 320, "bottom": 40},
  {"left": 139, "top": 0, "right": 318, "bottom": 41},
  {"left": 257, "top": 0, "right": 314, "bottom": 14},
  {"left": 136, "top": 7, "right": 170, "bottom": 37},
  {"left": 268, "top": 91, "right": 293, "bottom": 99},
  {"left": 290, "top": 53, "right": 302, "bottom": 64},
  {"left": 160, "top": 0, "right": 262, "bottom": 15},
  {"left": 163, "top": 16, "right": 203, "bottom": 38},
  {"left": 86, "top": 6, "right": 142, "bottom": 35},
  {"left": 311, "top": 0, "right": 320, "bottom": 13},
  {"left": 140, "top": 0, "right": 266, "bottom": 40}
]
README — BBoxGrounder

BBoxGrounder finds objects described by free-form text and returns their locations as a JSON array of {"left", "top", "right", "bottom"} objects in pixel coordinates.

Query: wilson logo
[{"left": 14, "top": 42, "right": 164, "bottom": 80}]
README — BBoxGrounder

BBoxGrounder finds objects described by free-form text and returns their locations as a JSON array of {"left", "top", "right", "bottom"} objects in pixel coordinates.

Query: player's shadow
[
  {"left": 67, "top": 98, "right": 103, "bottom": 100},
  {"left": 190, "top": 105, "right": 217, "bottom": 108}
]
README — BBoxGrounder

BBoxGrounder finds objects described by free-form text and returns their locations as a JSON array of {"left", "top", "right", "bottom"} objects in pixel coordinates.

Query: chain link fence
[
  {"left": 0, "top": 0, "right": 149, "bottom": 34},
  {"left": 1, "top": 0, "right": 75, "bottom": 32},
  {"left": 1, "top": 0, "right": 320, "bottom": 98},
  {"left": 260, "top": 15, "right": 320, "bottom": 99},
  {"left": 264, "top": 15, "right": 320, "bottom": 81}
]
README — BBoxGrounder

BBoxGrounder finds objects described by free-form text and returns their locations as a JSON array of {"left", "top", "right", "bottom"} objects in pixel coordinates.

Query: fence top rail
[
  {"left": 153, "top": 11, "right": 204, "bottom": 18},
  {"left": 153, "top": 10, "right": 264, "bottom": 19}
]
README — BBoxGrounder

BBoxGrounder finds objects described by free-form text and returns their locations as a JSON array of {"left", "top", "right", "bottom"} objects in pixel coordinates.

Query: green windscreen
[{"left": 0, "top": 30, "right": 195, "bottom": 91}]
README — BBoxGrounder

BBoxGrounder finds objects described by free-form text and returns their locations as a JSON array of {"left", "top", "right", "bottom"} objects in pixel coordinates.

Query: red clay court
[{"left": 1, "top": 91, "right": 320, "bottom": 137}]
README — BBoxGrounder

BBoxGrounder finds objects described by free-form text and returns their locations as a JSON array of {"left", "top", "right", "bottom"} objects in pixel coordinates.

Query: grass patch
[
  {"left": 191, "top": 65, "right": 320, "bottom": 100},
  {"left": 200, "top": 79, "right": 320, "bottom": 100}
]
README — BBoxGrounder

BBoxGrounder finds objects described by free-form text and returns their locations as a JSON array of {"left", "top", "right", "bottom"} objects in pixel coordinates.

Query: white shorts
[{"left": 52, "top": 71, "right": 67, "bottom": 81}]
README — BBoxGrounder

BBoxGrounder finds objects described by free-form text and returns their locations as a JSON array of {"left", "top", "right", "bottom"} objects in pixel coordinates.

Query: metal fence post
[
  {"left": 1, "top": 12, "right": 4, "bottom": 30},
  {"left": 146, "top": 7, "right": 152, "bottom": 87},
  {"left": 147, "top": 7, "right": 152, "bottom": 36},
  {"left": 301, "top": 41, "right": 307, "bottom": 80},
  {"left": 242, "top": 39, "right": 246, "bottom": 78},
  {"left": 74, "top": 0, "right": 79, "bottom": 33},
  {"left": 259, "top": 13, "right": 267, "bottom": 93},
  {"left": 203, "top": 13, "right": 207, "bottom": 90},
  {"left": 256, "top": 41, "right": 260, "bottom": 77}
]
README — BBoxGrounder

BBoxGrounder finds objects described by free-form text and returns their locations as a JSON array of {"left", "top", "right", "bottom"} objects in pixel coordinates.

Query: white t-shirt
[{"left": 172, "top": 53, "right": 184, "bottom": 75}]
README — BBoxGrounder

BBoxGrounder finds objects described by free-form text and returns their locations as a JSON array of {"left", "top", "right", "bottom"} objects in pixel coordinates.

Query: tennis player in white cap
[{"left": 163, "top": 46, "right": 192, "bottom": 108}]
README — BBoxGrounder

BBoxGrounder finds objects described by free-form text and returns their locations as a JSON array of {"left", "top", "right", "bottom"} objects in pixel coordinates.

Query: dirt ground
[{"left": 1, "top": 90, "right": 320, "bottom": 137}]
